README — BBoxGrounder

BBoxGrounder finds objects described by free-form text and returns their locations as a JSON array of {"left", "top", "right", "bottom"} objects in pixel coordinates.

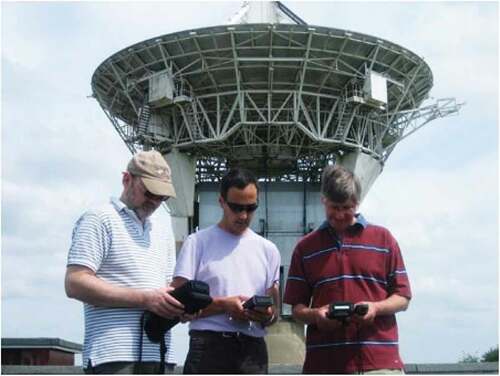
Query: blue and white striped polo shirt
[{"left": 67, "top": 197, "right": 176, "bottom": 367}]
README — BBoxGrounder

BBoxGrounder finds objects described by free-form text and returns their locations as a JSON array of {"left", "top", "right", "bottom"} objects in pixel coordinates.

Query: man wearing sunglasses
[
  {"left": 172, "top": 168, "right": 281, "bottom": 374},
  {"left": 65, "top": 150, "right": 183, "bottom": 374}
]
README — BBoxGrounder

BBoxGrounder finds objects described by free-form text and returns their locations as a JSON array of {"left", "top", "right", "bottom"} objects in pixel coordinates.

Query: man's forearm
[
  {"left": 199, "top": 296, "right": 232, "bottom": 317},
  {"left": 264, "top": 284, "right": 280, "bottom": 326},
  {"left": 372, "top": 294, "right": 410, "bottom": 316},
  {"left": 65, "top": 267, "right": 147, "bottom": 308},
  {"left": 292, "top": 304, "right": 319, "bottom": 325}
]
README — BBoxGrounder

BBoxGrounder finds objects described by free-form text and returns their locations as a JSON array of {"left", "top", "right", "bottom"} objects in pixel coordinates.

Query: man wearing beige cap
[{"left": 65, "top": 150, "right": 182, "bottom": 374}]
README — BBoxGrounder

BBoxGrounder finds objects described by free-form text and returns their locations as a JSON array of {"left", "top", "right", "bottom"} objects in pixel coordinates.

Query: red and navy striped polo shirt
[{"left": 284, "top": 214, "right": 412, "bottom": 373}]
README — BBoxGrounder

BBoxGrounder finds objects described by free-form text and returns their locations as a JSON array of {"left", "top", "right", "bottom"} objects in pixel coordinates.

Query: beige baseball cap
[{"left": 127, "top": 150, "right": 176, "bottom": 198}]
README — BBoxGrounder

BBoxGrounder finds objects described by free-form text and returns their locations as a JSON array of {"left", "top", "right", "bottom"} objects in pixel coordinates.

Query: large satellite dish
[{"left": 91, "top": 2, "right": 461, "bottom": 190}]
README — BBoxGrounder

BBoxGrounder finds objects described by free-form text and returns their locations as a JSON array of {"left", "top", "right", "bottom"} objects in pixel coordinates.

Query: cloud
[
  {"left": 362, "top": 149, "right": 498, "bottom": 362},
  {"left": 298, "top": 2, "right": 498, "bottom": 108},
  {"left": 1, "top": 1, "right": 497, "bottom": 366}
]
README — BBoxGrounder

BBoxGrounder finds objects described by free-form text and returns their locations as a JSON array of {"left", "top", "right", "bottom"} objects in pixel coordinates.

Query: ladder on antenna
[
  {"left": 185, "top": 103, "right": 203, "bottom": 140},
  {"left": 333, "top": 101, "right": 348, "bottom": 140},
  {"left": 137, "top": 105, "right": 151, "bottom": 137}
]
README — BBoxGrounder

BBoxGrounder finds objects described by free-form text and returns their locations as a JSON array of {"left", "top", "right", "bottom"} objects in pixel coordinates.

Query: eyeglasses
[
  {"left": 225, "top": 201, "right": 259, "bottom": 213},
  {"left": 130, "top": 173, "right": 170, "bottom": 202},
  {"left": 144, "top": 190, "right": 169, "bottom": 202},
  {"left": 327, "top": 203, "right": 356, "bottom": 214},
  {"left": 322, "top": 197, "right": 357, "bottom": 214}
]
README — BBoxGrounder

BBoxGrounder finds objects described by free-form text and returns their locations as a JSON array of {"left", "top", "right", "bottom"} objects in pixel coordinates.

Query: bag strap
[{"left": 139, "top": 311, "right": 168, "bottom": 373}]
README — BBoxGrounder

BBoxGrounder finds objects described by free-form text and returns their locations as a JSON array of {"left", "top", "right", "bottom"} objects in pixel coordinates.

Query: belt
[{"left": 190, "top": 329, "right": 261, "bottom": 340}]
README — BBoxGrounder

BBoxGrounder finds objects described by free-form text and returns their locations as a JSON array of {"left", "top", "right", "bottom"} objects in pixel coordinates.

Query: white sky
[{"left": 1, "top": 0, "right": 498, "bottom": 366}]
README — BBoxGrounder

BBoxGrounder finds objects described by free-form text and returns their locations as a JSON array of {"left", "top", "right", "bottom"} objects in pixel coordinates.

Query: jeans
[
  {"left": 183, "top": 330, "right": 268, "bottom": 374},
  {"left": 84, "top": 361, "right": 175, "bottom": 374}
]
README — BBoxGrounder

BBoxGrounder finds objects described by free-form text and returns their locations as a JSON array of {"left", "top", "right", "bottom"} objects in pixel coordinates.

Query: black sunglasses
[{"left": 225, "top": 201, "right": 259, "bottom": 213}]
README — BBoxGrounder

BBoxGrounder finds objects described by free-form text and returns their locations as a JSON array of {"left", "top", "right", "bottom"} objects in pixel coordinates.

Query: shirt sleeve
[
  {"left": 267, "top": 243, "right": 281, "bottom": 289},
  {"left": 173, "top": 233, "right": 199, "bottom": 280},
  {"left": 386, "top": 233, "right": 412, "bottom": 300},
  {"left": 283, "top": 243, "right": 312, "bottom": 306},
  {"left": 67, "top": 211, "right": 108, "bottom": 272}
]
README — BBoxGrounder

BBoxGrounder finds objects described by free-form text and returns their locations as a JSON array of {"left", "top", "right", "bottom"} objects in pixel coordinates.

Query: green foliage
[
  {"left": 459, "top": 352, "right": 480, "bottom": 363},
  {"left": 481, "top": 346, "right": 498, "bottom": 362},
  {"left": 459, "top": 346, "right": 498, "bottom": 363}
]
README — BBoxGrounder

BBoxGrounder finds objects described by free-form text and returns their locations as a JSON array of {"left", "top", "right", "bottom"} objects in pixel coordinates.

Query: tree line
[{"left": 460, "top": 346, "right": 498, "bottom": 363}]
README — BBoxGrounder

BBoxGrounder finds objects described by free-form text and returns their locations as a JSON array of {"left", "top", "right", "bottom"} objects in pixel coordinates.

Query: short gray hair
[{"left": 321, "top": 164, "right": 362, "bottom": 204}]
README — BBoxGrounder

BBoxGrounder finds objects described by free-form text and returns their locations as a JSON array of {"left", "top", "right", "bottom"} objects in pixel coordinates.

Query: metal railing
[{"left": 2, "top": 363, "right": 498, "bottom": 374}]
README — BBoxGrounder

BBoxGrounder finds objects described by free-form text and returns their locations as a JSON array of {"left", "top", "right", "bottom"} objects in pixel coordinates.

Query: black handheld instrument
[
  {"left": 243, "top": 295, "right": 274, "bottom": 310},
  {"left": 143, "top": 280, "right": 212, "bottom": 343},
  {"left": 327, "top": 301, "right": 368, "bottom": 323}
]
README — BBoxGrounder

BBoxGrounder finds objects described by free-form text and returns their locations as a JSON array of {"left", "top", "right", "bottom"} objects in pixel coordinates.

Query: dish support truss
[{"left": 92, "top": 24, "right": 463, "bottom": 183}]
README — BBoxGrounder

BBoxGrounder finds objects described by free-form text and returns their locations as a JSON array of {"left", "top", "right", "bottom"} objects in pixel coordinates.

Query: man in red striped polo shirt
[{"left": 284, "top": 165, "right": 411, "bottom": 374}]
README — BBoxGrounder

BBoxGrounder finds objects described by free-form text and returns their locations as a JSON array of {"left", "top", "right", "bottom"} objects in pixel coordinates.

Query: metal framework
[{"left": 92, "top": 23, "right": 462, "bottom": 182}]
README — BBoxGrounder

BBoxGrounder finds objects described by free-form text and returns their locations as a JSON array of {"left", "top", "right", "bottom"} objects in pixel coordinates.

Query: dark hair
[
  {"left": 220, "top": 168, "right": 259, "bottom": 200},
  {"left": 321, "top": 164, "right": 362, "bottom": 204}
]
